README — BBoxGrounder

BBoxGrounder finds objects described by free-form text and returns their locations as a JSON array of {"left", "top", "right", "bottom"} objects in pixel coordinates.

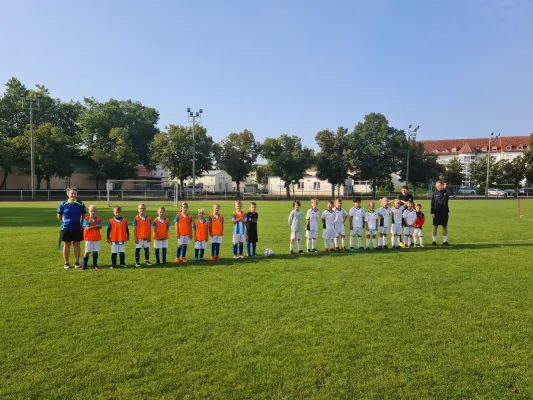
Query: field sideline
[{"left": 1, "top": 200, "right": 533, "bottom": 399}]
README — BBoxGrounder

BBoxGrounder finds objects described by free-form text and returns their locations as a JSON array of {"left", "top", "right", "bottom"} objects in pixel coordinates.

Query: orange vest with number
[
  {"left": 109, "top": 218, "right": 128, "bottom": 242},
  {"left": 209, "top": 213, "right": 224, "bottom": 235},
  {"left": 84, "top": 216, "right": 102, "bottom": 241},
  {"left": 134, "top": 215, "right": 151, "bottom": 239},
  {"left": 194, "top": 219, "right": 209, "bottom": 241},
  {"left": 176, "top": 213, "right": 192, "bottom": 236},
  {"left": 153, "top": 217, "right": 170, "bottom": 240}
]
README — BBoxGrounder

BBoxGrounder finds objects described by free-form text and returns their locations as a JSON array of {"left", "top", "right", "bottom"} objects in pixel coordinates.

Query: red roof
[
  {"left": 136, "top": 165, "right": 153, "bottom": 177},
  {"left": 422, "top": 136, "right": 531, "bottom": 155}
]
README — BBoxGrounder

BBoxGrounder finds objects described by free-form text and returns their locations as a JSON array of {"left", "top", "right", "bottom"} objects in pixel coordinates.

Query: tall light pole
[
  {"left": 485, "top": 132, "right": 500, "bottom": 198},
  {"left": 187, "top": 107, "right": 203, "bottom": 200},
  {"left": 21, "top": 93, "right": 41, "bottom": 200},
  {"left": 406, "top": 125, "right": 419, "bottom": 189}
]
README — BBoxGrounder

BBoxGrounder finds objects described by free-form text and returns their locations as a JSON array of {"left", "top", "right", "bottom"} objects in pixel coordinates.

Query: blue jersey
[
  {"left": 57, "top": 200, "right": 86, "bottom": 231},
  {"left": 232, "top": 211, "right": 247, "bottom": 234}
]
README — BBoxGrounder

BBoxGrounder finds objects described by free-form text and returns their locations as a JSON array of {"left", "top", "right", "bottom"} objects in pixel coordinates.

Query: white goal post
[{"left": 106, "top": 179, "right": 179, "bottom": 207}]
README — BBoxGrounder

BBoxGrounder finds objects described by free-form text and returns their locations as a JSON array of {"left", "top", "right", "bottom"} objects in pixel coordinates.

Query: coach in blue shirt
[{"left": 57, "top": 188, "right": 86, "bottom": 269}]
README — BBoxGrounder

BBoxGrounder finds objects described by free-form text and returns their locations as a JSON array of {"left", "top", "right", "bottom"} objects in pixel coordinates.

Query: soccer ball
[{"left": 264, "top": 248, "right": 274, "bottom": 257}]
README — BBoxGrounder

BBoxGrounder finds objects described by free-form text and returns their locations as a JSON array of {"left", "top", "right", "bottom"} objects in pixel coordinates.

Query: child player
[
  {"left": 412, "top": 203, "right": 426, "bottom": 247},
  {"left": 175, "top": 202, "right": 193, "bottom": 263},
  {"left": 402, "top": 201, "right": 417, "bottom": 248},
  {"left": 193, "top": 209, "right": 208, "bottom": 262},
  {"left": 133, "top": 203, "right": 152, "bottom": 267},
  {"left": 365, "top": 201, "right": 379, "bottom": 250},
  {"left": 349, "top": 198, "right": 365, "bottom": 252},
  {"left": 152, "top": 207, "right": 170, "bottom": 264},
  {"left": 208, "top": 204, "right": 224, "bottom": 260},
  {"left": 288, "top": 200, "right": 303, "bottom": 254},
  {"left": 232, "top": 201, "right": 247, "bottom": 259},
  {"left": 322, "top": 200, "right": 336, "bottom": 252},
  {"left": 82, "top": 205, "right": 102, "bottom": 270},
  {"left": 333, "top": 199, "right": 348, "bottom": 251},
  {"left": 305, "top": 198, "right": 320, "bottom": 252},
  {"left": 376, "top": 197, "right": 391, "bottom": 250},
  {"left": 390, "top": 200, "right": 404, "bottom": 249},
  {"left": 246, "top": 202, "right": 259, "bottom": 257},
  {"left": 107, "top": 206, "right": 129, "bottom": 268}
]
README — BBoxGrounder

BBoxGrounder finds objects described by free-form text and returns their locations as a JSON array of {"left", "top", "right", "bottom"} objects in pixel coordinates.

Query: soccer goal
[{"left": 106, "top": 180, "right": 179, "bottom": 207}]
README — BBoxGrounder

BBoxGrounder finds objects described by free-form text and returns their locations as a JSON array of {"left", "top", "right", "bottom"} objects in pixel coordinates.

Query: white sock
[
  {"left": 297, "top": 239, "right": 301, "bottom": 251},
  {"left": 357, "top": 237, "right": 362, "bottom": 248},
  {"left": 290, "top": 242, "right": 294, "bottom": 251},
  {"left": 443, "top": 236, "right": 448, "bottom": 243},
  {"left": 366, "top": 237, "right": 370, "bottom": 248},
  {"left": 372, "top": 238, "right": 377, "bottom": 248},
  {"left": 307, "top": 238, "right": 311, "bottom": 250},
  {"left": 334, "top": 237, "right": 338, "bottom": 248},
  {"left": 396, "top": 236, "right": 400, "bottom": 247},
  {"left": 382, "top": 236, "right": 387, "bottom": 246},
  {"left": 403, "top": 235, "right": 408, "bottom": 244},
  {"left": 324, "top": 239, "right": 328, "bottom": 249},
  {"left": 419, "top": 237, "right": 424, "bottom": 245},
  {"left": 350, "top": 236, "right": 354, "bottom": 248},
  {"left": 412, "top": 236, "right": 417, "bottom": 245},
  {"left": 432, "top": 235, "right": 437, "bottom": 242},
  {"left": 391, "top": 236, "right": 395, "bottom": 247},
  {"left": 341, "top": 237, "right": 345, "bottom": 248},
  {"left": 312, "top": 239, "right": 316, "bottom": 249},
  {"left": 408, "top": 237, "right": 412, "bottom": 246},
  {"left": 378, "top": 237, "right": 382, "bottom": 247}
]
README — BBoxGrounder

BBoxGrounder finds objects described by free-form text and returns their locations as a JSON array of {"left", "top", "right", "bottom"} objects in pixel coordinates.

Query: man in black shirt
[
  {"left": 431, "top": 181, "right": 450, "bottom": 246},
  {"left": 397, "top": 185, "right": 414, "bottom": 206}
]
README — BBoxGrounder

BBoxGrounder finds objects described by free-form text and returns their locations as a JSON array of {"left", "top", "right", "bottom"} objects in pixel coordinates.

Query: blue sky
[{"left": 1, "top": 0, "right": 532, "bottom": 148}]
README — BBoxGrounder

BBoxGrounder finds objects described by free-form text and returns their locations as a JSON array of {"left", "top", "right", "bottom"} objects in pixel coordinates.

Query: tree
[
  {"left": 495, "top": 156, "right": 525, "bottom": 188},
  {"left": 344, "top": 113, "right": 407, "bottom": 197},
  {"left": 442, "top": 157, "right": 463, "bottom": 186},
  {"left": 150, "top": 124, "right": 214, "bottom": 195},
  {"left": 469, "top": 156, "right": 500, "bottom": 188},
  {"left": 262, "top": 134, "right": 315, "bottom": 198},
  {"left": 315, "top": 126, "right": 349, "bottom": 198},
  {"left": 214, "top": 130, "right": 261, "bottom": 192},
  {"left": 255, "top": 165, "right": 273, "bottom": 186},
  {"left": 12, "top": 123, "right": 74, "bottom": 189},
  {"left": 398, "top": 141, "right": 444, "bottom": 195},
  {"left": 0, "top": 139, "right": 16, "bottom": 189},
  {"left": 523, "top": 134, "right": 533, "bottom": 184}
]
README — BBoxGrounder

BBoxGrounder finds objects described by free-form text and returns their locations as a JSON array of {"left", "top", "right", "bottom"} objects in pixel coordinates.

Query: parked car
[
  {"left": 518, "top": 187, "right": 533, "bottom": 196},
  {"left": 457, "top": 186, "right": 476, "bottom": 195},
  {"left": 488, "top": 188, "right": 507, "bottom": 197},
  {"left": 504, "top": 189, "right": 516, "bottom": 197}
]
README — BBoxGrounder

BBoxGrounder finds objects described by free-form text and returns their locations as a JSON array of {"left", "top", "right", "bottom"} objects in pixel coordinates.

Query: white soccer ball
[{"left": 264, "top": 248, "right": 274, "bottom": 257}]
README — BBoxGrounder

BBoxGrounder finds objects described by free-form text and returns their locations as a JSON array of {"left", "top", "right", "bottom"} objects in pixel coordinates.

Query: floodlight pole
[
  {"left": 187, "top": 107, "right": 203, "bottom": 200},
  {"left": 485, "top": 132, "right": 500, "bottom": 198},
  {"left": 406, "top": 125, "right": 419, "bottom": 189},
  {"left": 21, "top": 94, "right": 41, "bottom": 200}
]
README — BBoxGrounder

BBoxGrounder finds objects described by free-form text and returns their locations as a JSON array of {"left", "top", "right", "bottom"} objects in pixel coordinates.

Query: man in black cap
[{"left": 431, "top": 181, "right": 450, "bottom": 246}]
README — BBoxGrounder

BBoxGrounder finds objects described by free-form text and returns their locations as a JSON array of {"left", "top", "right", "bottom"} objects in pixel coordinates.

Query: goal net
[{"left": 106, "top": 179, "right": 178, "bottom": 206}]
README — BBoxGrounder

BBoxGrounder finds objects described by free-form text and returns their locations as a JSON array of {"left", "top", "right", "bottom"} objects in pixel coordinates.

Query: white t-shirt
[
  {"left": 334, "top": 207, "right": 348, "bottom": 227},
  {"left": 306, "top": 208, "right": 320, "bottom": 231},
  {"left": 391, "top": 206, "right": 404, "bottom": 224},
  {"left": 349, "top": 206, "right": 366, "bottom": 229},
  {"left": 403, "top": 209, "right": 417, "bottom": 226},
  {"left": 376, "top": 207, "right": 391, "bottom": 227},
  {"left": 322, "top": 210, "right": 336, "bottom": 230},
  {"left": 365, "top": 211, "right": 379, "bottom": 230}
]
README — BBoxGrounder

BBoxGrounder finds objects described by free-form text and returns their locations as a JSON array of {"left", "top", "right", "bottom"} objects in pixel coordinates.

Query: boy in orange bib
[
  {"left": 82, "top": 205, "right": 102, "bottom": 270},
  {"left": 152, "top": 206, "right": 170, "bottom": 264},
  {"left": 107, "top": 206, "right": 129, "bottom": 268},
  {"left": 193, "top": 208, "right": 209, "bottom": 262},
  {"left": 208, "top": 204, "right": 224, "bottom": 260},
  {"left": 133, "top": 203, "right": 152, "bottom": 267}
]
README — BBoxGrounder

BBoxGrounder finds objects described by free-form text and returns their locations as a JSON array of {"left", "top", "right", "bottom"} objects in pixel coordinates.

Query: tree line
[{"left": 1, "top": 77, "right": 532, "bottom": 197}]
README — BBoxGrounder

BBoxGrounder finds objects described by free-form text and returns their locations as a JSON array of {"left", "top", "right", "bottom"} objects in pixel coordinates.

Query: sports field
[{"left": 1, "top": 199, "right": 533, "bottom": 399}]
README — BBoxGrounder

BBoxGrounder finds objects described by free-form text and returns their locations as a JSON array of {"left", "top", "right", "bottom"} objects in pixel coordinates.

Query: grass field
[{"left": 1, "top": 199, "right": 533, "bottom": 399}]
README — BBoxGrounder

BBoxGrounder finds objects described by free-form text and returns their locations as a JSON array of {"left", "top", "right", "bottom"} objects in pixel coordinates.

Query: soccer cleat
[
  {"left": 135, "top": 263, "right": 141, "bottom": 268},
  {"left": 74, "top": 263, "right": 81, "bottom": 269},
  {"left": 200, "top": 257, "right": 205, "bottom": 261},
  {"left": 175, "top": 258, "right": 180, "bottom": 263},
  {"left": 120, "top": 264, "right": 127, "bottom": 268},
  {"left": 312, "top": 248, "right": 318, "bottom": 253},
  {"left": 182, "top": 258, "right": 188, "bottom": 263},
  {"left": 156, "top": 262, "right": 161, "bottom": 265},
  {"left": 239, "top": 255, "right": 244, "bottom": 259},
  {"left": 298, "top": 250, "right": 304, "bottom": 254},
  {"left": 290, "top": 250, "right": 295, "bottom": 254},
  {"left": 253, "top": 254, "right": 258, "bottom": 257},
  {"left": 216, "top": 255, "right": 221, "bottom": 260},
  {"left": 329, "top": 248, "right": 335, "bottom": 252},
  {"left": 194, "top": 258, "right": 199, "bottom": 262},
  {"left": 443, "top": 242, "right": 451, "bottom": 246},
  {"left": 343, "top": 247, "right": 348, "bottom": 252},
  {"left": 63, "top": 264, "right": 70, "bottom": 269},
  {"left": 246, "top": 253, "right": 251, "bottom": 257},
  {"left": 307, "top": 249, "right": 311, "bottom": 253},
  {"left": 366, "top": 247, "right": 370, "bottom": 251},
  {"left": 110, "top": 265, "right": 115, "bottom": 269},
  {"left": 420, "top": 244, "right": 425, "bottom": 248},
  {"left": 383, "top": 245, "right": 389, "bottom": 250},
  {"left": 145, "top": 261, "right": 152, "bottom": 266},
  {"left": 324, "top": 248, "right": 329, "bottom": 252},
  {"left": 432, "top": 241, "right": 437, "bottom": 246},
  {"left": 350, "top": 247, "right": 356, "bottom": 252},
  {"left": 82, "top": 265, "right": 87, "bottom": 270},
  {"left": 211, "top": 256, "right": 216, "bottom": 260},
  {"left": 94, "top": 265, "right": 100, "bottom": 270},
  {"left": 335, "top": 247, "right": 340, "bottom": 252},
  {"left": 233, "top": 255, "right": 239, "bottom": 259},
  {"left": 405, "top": 245, "right": 410, "bottom": 249},
  {"left": 358, "top": 247, "right": 365, "bottom": 251}
]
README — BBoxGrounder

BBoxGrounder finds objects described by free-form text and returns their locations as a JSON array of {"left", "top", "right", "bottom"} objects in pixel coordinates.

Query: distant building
[{"left": 194, "top": 170, "right": 232, "bottom": 193}]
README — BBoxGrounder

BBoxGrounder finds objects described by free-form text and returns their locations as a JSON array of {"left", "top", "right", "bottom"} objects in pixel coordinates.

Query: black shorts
[
  {"left": 62, "top": 230, "right": 84, "bottom": 242},
  {"left": 433, "top": 212, "right": 449, "bottom": 227}
]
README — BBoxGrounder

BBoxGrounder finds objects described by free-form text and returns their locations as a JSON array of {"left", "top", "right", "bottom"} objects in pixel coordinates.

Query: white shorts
[
  {"left": 195, "top": 241, "right": 207, "bottom": 250},
  {"left": 414, "top": 228, "right": 423, "bottom": 237},
  {"left": 154, "top": 239, "right": 168, "bottom": 249},
  {"left": 111, "top": 243, "right": 126, "bottom": 254},
  {"left": 322, "top": 228, "right": 337, "bottom": 240},
  {"left": 290, "top": 231, "right": 302, "bottom": 241},
  {"left": 334, "top": 225, "right": 346, "bottom": 236},
  {"left": 391, "top": 224, "right": 402, "bottom": 235},
  {"left": 178, "top": 236, "right": 191, "bottom": 246},
  {"left": 366, "top": 229, "right": 377, "bottom": 236},
  {"left": 135, "top": 239, "right": 150, "bottom": 249},
  {"left": 404, "top": 227, "right": 414, "bottom": 236},
  {"left": 379, "top": 226, "right": 389, "bottom": 235},
  {"left": 85, "top": 240, "right": 101, "bottom": 253},
  {"left": 306, "top": 230, "right": 318, "bottom": 239},
  {"left": 210, "top": 235, "right": 223, "bottom": 243},
  {"left": 350, "top": 227, "right": 363, "bottom": 237},
  {"left": 233, "top": 234, "right": 246, "bottom": 243}
]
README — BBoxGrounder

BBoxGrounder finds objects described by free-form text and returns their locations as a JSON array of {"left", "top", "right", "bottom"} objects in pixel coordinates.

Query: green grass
[{"left": 1, "top": 199, "right": 533, "bottom": 399}]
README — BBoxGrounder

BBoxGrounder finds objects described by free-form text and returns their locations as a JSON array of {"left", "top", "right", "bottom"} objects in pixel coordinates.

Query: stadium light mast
[
  {"left": 406, "top": 125, "right": 419, "bottom": 190},
  {"left": 21, "top": 93, "right": 41, "bottom": 200},
  {"left": 187, "top": 107, "right": 203, "bottom": 200},
  {"left": 485, "top": 132, "right": 501, "bottom": 198}
]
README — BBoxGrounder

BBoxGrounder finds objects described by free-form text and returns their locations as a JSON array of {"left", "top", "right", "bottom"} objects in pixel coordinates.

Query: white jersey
[
  {"left": 334, "top": 207, "right": 348, "bottom": 227},
  {"left": 288, "top": 209, "right": 303, "bottom": 232},
  {"left": 322, "top": 210, "right": 336, "bottom": 230},
  {"left": 349, "top": 206, "right": 365, "bottom": 229},
  {"left": 403, "top": 209, "right": 417, "bottom": 226},
  {"left": 306, "top": 208, "right": 320, "bottom": 232},
  {"left": 365, "top": 211, "right": 379, "bottom": 230},
  {"left": 376, "top": 207, "right": 391, "bottom": 228},
  {"left": 391, "top": 206, "right": 404, "bottom": 224}
]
